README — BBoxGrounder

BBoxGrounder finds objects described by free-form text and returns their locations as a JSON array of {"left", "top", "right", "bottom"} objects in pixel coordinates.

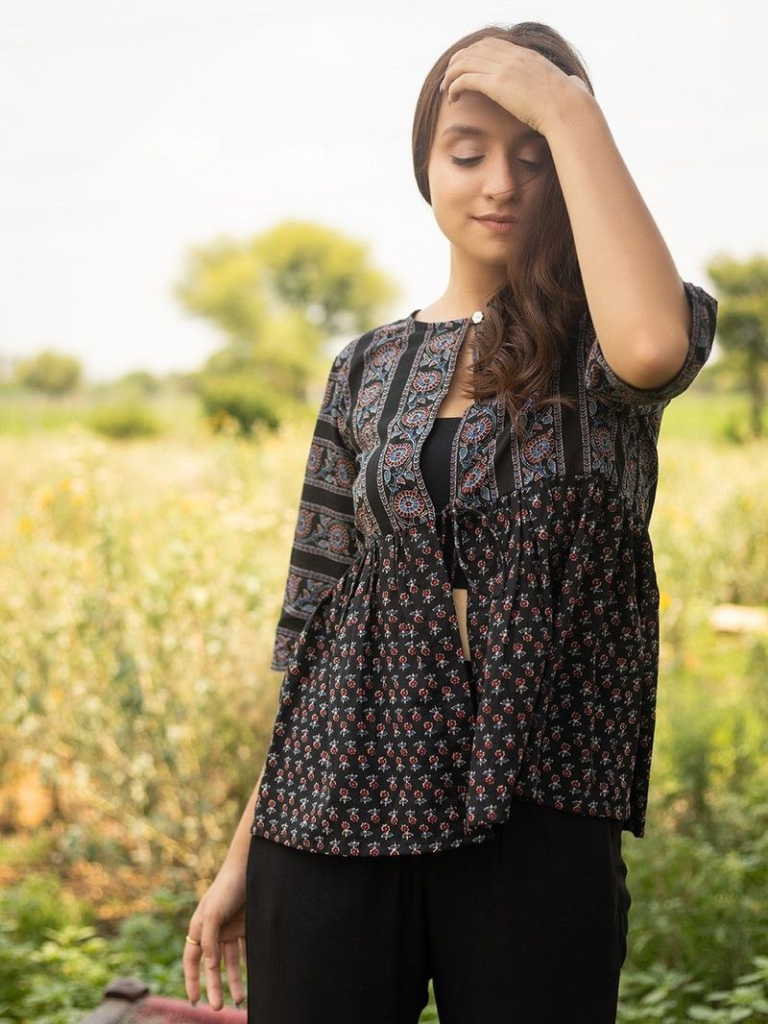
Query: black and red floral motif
[{"left": 257, "top": 282, "right": 717, "bottom": 856}]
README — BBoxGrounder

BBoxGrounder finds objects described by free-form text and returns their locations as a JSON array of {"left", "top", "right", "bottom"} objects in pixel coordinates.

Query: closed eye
[{"left": 451, "top": 156, "right": 543, "bottom": 170}]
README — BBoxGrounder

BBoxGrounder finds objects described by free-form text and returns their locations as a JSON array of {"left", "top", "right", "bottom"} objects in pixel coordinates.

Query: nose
[{"left": 483, "top": 160, "right": 538, "bottom": 198}]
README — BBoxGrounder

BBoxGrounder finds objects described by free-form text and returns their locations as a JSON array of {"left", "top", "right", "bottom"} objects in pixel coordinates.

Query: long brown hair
[{"left": 412, "top": 21, "right": 594, "bottom": 431}]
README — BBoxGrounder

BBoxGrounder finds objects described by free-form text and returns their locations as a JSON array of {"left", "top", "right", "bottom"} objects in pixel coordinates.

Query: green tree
[
  {"left": 15, "top": 350, "right": 81, "bottom": 395},
  {"left": 116, "top": 370, "right": 161, "bottom": 395},
  {"left": 173, "top": 219, "right": 399, "bottom": 409},
  {"left": 250, "top": 220, "right": 398, "bottom": 337},
  {"left": 708, "top": 254, "right": 768, "bottom": 439}
]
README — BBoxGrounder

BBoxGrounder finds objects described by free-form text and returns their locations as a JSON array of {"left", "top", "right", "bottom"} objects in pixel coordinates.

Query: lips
[{"left": 473, "top": 216, "right": 518, "bottom": 235}]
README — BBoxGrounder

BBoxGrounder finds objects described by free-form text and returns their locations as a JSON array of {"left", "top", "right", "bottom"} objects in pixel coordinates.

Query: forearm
[
  {"left": 220, "top": 761, "right": 266, "bottom": 876},
  {"left": 543, "top": 80, "right": 692, "bottom": 386}
]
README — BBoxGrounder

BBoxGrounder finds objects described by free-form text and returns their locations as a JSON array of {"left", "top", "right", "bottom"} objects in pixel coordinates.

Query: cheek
[{"left": 430, "top": 164, "right": 476, "bottom": 205}]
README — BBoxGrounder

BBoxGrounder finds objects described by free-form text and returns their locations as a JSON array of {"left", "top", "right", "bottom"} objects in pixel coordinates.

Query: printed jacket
[{"left": 250, "top": 282, "right": 718, "bottom": 856}]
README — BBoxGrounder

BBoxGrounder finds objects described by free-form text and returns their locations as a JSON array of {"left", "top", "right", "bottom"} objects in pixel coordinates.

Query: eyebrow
[{"left": 440, "top": 124, "right": 543, "bottom": 141}]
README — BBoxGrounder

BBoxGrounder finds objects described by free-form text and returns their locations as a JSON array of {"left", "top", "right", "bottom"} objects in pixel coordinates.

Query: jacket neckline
[{"left": 408, "top": 309, "right": 475, "bottom": 327}]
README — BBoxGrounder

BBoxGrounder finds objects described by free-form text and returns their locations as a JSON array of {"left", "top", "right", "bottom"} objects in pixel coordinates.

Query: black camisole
[{"left": 419, "top": 417, "right": 469, "bottom": 589}]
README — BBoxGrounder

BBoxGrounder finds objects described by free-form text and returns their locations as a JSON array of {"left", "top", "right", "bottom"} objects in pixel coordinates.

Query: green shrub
[
  {"left": 0, "top": 882, "right": 193, "bottom": 1023},
  {"left": 0, "top": 873, "right": 89, "bottom": 946},
  {"left": 15, "top": 352, "right": 81, "bottom": 395},
  {"left": 85, "top": 402, "right": 161, "bottom": 439},
  {"left": 196, "top": 373, "right": 280, "bottom": 435},
  {"left": 115, "top": 371, "right": 162, "bottom": 395}
]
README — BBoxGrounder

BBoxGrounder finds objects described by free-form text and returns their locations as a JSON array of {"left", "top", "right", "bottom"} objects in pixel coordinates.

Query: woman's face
[{"left": 426, "top": 88, "right": 551, "bottom": 265}]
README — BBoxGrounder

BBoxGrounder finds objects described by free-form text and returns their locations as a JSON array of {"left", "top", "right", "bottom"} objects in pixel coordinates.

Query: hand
[
  {"left": 183, "top": 865, "right": 247, "bottom": 1011},
  {"left": 439, "top": 37, "right": 585, "bottom": 136}
]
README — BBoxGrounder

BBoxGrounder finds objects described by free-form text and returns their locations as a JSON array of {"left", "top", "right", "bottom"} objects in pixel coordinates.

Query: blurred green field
[
  {"left": 1, "top": 386, "right": 767, "bottom": 1022},
  {"left": 0, "top": 387, "right": 203, "bottom": 439}
]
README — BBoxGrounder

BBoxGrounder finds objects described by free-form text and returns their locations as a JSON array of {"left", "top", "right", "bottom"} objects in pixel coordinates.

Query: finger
[
  {"left": 222, "top": 937, "right": 246, "bottom": 1007},
  {"left": 441, "top": 58, "right": 485, "bottom": 99},
  {"left": 444, "top": 72, "right": 485, "bottom": 105},
  {"left": 200, "top": 918, "right": 224, "bottom": 1011},
  {"left": 441, "top": 68, "right": 461, "bottom": 96},
  {"left": 441, "top": 49, "right": 470, "bottom": 92},
  {"left": 182, "top": 926, "right": 204, "bottom": 1005}
]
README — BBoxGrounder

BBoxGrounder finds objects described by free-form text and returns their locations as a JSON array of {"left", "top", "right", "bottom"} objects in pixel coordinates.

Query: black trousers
[{"left": 245, "top": 664, "right": 632, "bottom": 1024}]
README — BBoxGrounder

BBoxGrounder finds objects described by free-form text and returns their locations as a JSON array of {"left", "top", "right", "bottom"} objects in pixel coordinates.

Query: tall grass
[{"left": 0, "top": 390, "right": 766, "bottom": 1021}]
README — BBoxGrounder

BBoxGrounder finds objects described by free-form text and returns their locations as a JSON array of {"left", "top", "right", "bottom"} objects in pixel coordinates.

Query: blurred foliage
[
  {"left": 0, "top": 389, "right": 767, "bottom": 1021},
  {"left": 14, "top": 351, "right": 81, "bottom": 396},
  {"left": 114, "top": 371, "right": 162, "bottom": 396},
  {"left": 196, "top": 373, "right": 280, "bottom": 435},
  {"left": 0, "top": 874, "right": 192, "bottom": 1023},
  {"left": 707, "top": 254, "right": 768, "bottom": 439},
  {"left": 174, "top": 219, "right": 400, "bottom": 421},
  {"left": 84, "top": 401, "right": 162, "bottom": 440}
]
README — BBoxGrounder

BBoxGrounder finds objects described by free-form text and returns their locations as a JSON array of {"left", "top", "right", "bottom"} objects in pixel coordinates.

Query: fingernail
[{"left": 190, "top": 1001, "right": 198, "bottom": 1008}]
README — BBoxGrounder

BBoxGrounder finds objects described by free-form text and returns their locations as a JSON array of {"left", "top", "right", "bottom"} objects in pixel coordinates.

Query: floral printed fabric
[{"left": 252, "top": 281, "right": 718, "bottom": 856}]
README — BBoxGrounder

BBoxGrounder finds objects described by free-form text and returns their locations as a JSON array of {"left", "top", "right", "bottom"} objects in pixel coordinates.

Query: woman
[{"left": 183, "top": 21, "right": 717, "bottom": 1023}]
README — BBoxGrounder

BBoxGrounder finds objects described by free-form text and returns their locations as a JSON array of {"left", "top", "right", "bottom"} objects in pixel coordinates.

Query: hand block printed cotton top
[{"left": 251, "top": 282, "right": 718, "bottom": 856}]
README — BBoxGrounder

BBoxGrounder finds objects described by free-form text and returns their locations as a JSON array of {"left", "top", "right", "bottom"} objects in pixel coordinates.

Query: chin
[
  {"left": 442, "top": 224, "right": 511, "bottom": 265},
  {"left": 466, "top": 237, "right": 513, "bottom": 262}
]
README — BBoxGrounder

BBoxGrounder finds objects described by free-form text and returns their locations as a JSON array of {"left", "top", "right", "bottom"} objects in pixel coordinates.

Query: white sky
[{"left": 1, "top": 0, "right": 764, "bottom": 383}]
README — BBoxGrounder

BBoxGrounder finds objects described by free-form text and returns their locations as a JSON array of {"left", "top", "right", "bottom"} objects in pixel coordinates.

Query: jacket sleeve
[
  {"left": 270, "top": 341, "right": 361, "bottom": 673},
  {"left": 583, "top": 280, "right": 718, "bottom": 408}
]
